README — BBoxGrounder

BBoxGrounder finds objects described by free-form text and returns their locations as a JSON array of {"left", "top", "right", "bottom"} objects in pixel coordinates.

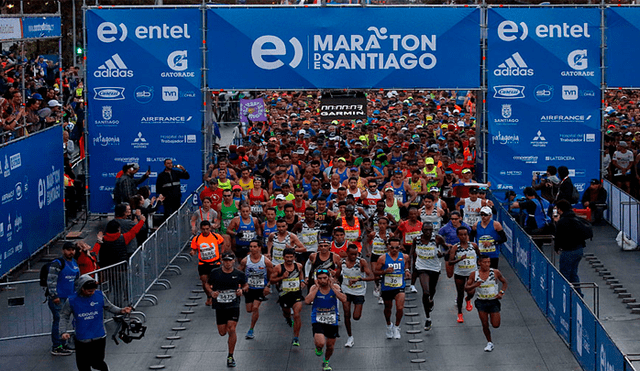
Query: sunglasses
[
  {"left": 316, "top": 269, "right": 330, "bottom": 274},
  {"left": 389, "top": 245, "right": 400, "bottom": 250},
  {"left": 480, "top": 213, "right": 490, "bottom": 216},
  {"left": 450, "top": 217, "right": 460, "bottom": 221},
  {"left": 223, "top": 194, "right": 232, "bottom": 197}
]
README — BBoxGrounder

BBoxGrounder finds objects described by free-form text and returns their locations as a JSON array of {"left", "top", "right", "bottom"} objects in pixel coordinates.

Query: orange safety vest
[{"left": 191, "top": 232, "right": 224, "bottom": 265}]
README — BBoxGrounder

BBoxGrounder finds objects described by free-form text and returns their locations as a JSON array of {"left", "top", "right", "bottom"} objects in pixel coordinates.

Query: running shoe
[
  {"left": 315, "top": 347, "right": 323, "bottom": 357},
  {"left": 385, "top": 324, "right": 394, "bottom": 339},
  {"left": 246, "top": 329, "right": 254, "bottom": 339},
  {"left": 378, "top": 296, "right": 384, "bottom": 305},
  {"left": 50, "top": 346, "right": 72, "bottom": 356},
  {"left": 484, "top": 342, "right": 494, "bottom": 352},
  {"left": 457, "top": 313, "right": 464, "bottom": 323},
  {"left": 393, "top": 325, "right": 401, "bottom": 339},
  {"left": 466, "top": 299, "right": 473, "bottom": 312},
  {"left": 227, "top": 356, "right": 236, "bottom": 367},
  {"left": 409, "top": 285, "right": 418, "bottom": 293},
  {"left": 63, "top": 344, "right": 75, "bottom": 353},
  {"left": 292, "top": 337, "right": 300, "bottom": 347},
  {"left": 323, "top": 360, "right": 332, "bottom": 371},
  {"left": 373, "top": 287, "right": 380, "bottom": 298},
  {"left": 424, "top": 319, "right": 432, "bottom": 331},
  {"left": 285, "top": 317, "right": 293, "bottom": 327},
  {"left": 344, "top": 336, "right": 355, "bottom": 348}
]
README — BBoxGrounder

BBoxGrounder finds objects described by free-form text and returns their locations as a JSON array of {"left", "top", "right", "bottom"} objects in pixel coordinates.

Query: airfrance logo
[
  {"left": 497, "top": 20, "right": 591, "bottom": 42},
  {"left": 494, "top": 52, "right": 533, "bottom": 76},
  {"left": 94, "top": 54, "right": 133, "bottom": 78},
  {"left": 493, "top": 85, "right": 525, "bottom": 99},
  {"left": 97, "top": 22, "right": 191, "bottom": 43}
]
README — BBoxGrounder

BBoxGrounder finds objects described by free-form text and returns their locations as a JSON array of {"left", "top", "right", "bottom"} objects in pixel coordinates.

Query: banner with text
[
  {"left": 320, "top": 96, "right": 368, "bottom": 122},
  {"left": 606, "top": 7, "right": 640, "bottom": 87},
  {"left": 86, "top": 9, "right": 203, "bottom": 213},
  {"left": 22, "top": 17, "right": 61, "bottom": 39},
  {"left": 0, "top": 127, "right": 64, "bottom": 278},
  {"left": 487, "top": 7, "right": 601, "bottom": 193},
  {"left": 207, "top": 7, "right": 481, "bottom": 89}
]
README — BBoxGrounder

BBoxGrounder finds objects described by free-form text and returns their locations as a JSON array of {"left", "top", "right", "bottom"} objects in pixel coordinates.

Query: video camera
[{"left": 112, "top": 314, "right": 147, "bottom": 345}]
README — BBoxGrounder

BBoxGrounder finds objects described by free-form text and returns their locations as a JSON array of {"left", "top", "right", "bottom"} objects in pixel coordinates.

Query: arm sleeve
[
  {"left": 123, "top": 219, "right": 145, "bottom": 245},
  {"left": 495, "top": 229, "right": 508, "bottom": 245},
  {"left": 59, "top": 299, "right": 73, "bottom": 335},
  {"left": 46, "top": 260, "right": 63, "bottom": 299},
  {"left": 179, "top": 170, "right": 190, "bottom": 180},
  {"left": 103, "top": 292, "right": 123, "bottom": 315}
]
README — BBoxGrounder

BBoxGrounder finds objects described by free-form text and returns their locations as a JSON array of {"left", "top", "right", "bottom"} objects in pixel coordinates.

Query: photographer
[
  {"left": 531, "top": 166, "right": 560, "bottom": 203},
  {"left": 509, "top": 187, "right": 552, "bottom": 236},
  {"left": 60, "top": 275, "right": 132, "bottom": 371}
]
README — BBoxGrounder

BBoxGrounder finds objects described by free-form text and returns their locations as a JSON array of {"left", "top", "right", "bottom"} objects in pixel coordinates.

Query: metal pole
[
  {"left": 201, "top": 0, "right": 208, "bottom": 184},
  {"left": 57, "top": 1, "right": 63, "bottom": 105},
  {"left": 480, "top": 0, "right": 488, "bottom": 183},
  {"left": 73, "top": 0, "right": 77, "bottom": 67},
  {"left": 600, "top": 1, "right": 606, "bottom": 186},
  {"left": 82, "top": 1, "right": 90, "bottom": 214}
]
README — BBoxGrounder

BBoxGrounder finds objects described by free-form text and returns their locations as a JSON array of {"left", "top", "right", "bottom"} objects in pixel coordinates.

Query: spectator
[
  {"left": 510, "top": 187, "right": 552, "bottom": 236},
  {"left": 114, "top": 203, "right": 140, "bottom": 255},
  {"left": 75, "top": 241, "right": 100, "bottom": 275},
  {"left": 46, "top": 242, "right": 79, "bottom": 356},
  {"left": 553, "top": 200, "right": 589, "bottom": 296},
  {"left": 612, "top": 141, "right": 633, "bottom": 193},
  {"left": 156, "top": 158, "right": 190, "bottom": 217},
  {"left": 98, "top": 211, "right": 146, "bottom": 268},
  {"left": 581, "top": 179, "right": 608, "bottom": 224},
  {"left": 116, "top": 163, "right": 150, "bottom": 205},
  {"left": 531, "top": 166, "right": 560, "bottom": 204},
  {"left": 555, "top": 166, "right": 575, "bottom": 205}
]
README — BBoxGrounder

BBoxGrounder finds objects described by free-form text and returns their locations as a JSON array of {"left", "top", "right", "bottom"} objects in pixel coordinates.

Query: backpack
[
  {"left": 39, "top": 258, "right": 65, "bottom": 287},
  {"left": 571, "top": 186, "right": 580, "bottom": 204},
  {"left": 573, "top": 216, "right": 594, "bottom": 242}
]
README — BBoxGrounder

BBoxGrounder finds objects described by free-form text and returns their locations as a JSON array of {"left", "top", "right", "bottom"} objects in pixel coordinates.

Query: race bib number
[
  {"left": 345, "top": 275, "right": 363, "bottom": 289},
  {"left": 394, "top": 193, "right": 404, "bottom": 203},
  {"left": 316, "top": 311, "right": 337, "bottom": 324},
  {"left": 458, "top": 257, "right": 476, "bottom": 270},
  {"left": 464, "top": 215, "right": 480, "bottom": 227},
  {"left": 223, "top": 219, "right": 232, "bottom": 229},
  {"left": 479, "top": 236, "right": 496, "bottom": 254},
  {"left": 477, "top": 282, "right": 497, "bottom": 299},
  {"left": 416, "top": 245, "right": 436, "bottom": 260},
  {"left": 384, "top": 273, "right": 402, "bottom": 288},
  {"left": 404, "top": 231, "right": 420, "bottom": 245},
  {"left": 345, "top": 229, "right": 359, "bottom": 241},
  {"left": 302, "top": 232, "right": 318, "bottom": 246},
  {"left": 251, "top": 205, "right": 263, "bottom": 214},
  {"left": 200, "top": 246, "right": 215, "bottom": 261},
  {"left": 372, "top": 241, "right": 387, "bottom": 255},
  {"left": 282, "top": 277, "right": 300, "bottom": 293},
  {"left": 217, "top": 290, "right": 237, "bottom": 303},
  {"left": 248, "top": 274, "right": 265, "bottom": 288},
  {"left": 241, "top": 230, "right": 256, "bottom": 242}
]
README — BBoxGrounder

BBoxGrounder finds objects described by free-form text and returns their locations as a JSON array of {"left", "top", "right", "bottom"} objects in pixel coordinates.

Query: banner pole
[
  {"left": 600, "top": 2, "right": 606, "bottom": 181},
  {"left": 82, "top": 2, "right": 90, "bottom": 214},
  {"left": 480, "top": 0, "right": 488, "bottom": 183},
  {"left": 201, "top": 0, "right": 208, "bottom": 184}
]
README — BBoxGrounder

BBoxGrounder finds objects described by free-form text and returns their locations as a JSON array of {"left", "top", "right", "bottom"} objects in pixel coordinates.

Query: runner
[
  {"left": 449, "top": 226, "right": 480, "bottom": 323},
  {"left": 471, "top": 206, "right": 507, "bottom": 269},
  {"left": 330, "top": 227, "right": 349, "bottom": 258},
  {"left": 305, "top": 268, "right": 347, "bottom": 371},
  {"left": 419, "top": 193, "right": 445, "bottom": 235},
  {"left": 334, "top": 244, "right": 374, "bottom": 348},
  {"left": 267, "top": 219, "right": 305, "bottom": 266},
  {"left": 374, "top": 237, "right": 411, "bottom": 339},
  {"left": 456, "top": 187, "right": 490, "bottom": 227},
  {"left": 270, "top": 248, "right": 307, "bottom": 347},
  {"left": 396, "top": 206, "right": 423, "bottom": 293},
  {"left": 226, "top": 204, "right": 262, "bottom": 262},
  {"left": 262, "top": 207, "right": 278, "bottom": 253},
  {"left": 333, "top": 205, "right": 365, "bottom": 253},
  {"left": 410, "top": 222, "right": 448, "bottom": 331},
  {"left": 205, "top": 252, "right": 247, "bottom": 368},
  {"left": 465, "top": 254, "right": 508, "bottom": 352},
  {"left": 248, "top": 177, "right": 269, "bottom": 219},
  {"left": 369, "top": 199, "right": 398, "bottom": 233},
  {"left": 361, "top": 179, "right": 383, "bottom": 216},
  {"left": 291, "top": 207, "right": 321, "bottom": 265},
  {"left": 190, "top": 220, "right": 225, "bottom": 306},
  {"left": 307, "top": 239, "right": 341, "bottom": 288},
  {"left": 315, "top": 197, "right": 336, "bottom": 241},
  {"left": 190, "top": 197, "right": 218, "bottom": 235},
  {"left": 237, "top": 240, "right": 273, "bottom": 340},
  {"left": 217, "top": 189, "right": 239, "bottom": 240},
  {"left": 367, "top": 216, "right": 392, "bottom": 304}
]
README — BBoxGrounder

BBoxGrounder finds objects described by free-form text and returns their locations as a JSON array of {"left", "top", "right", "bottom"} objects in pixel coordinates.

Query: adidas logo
[
  {"left": 94, "top": 54, "right": 134, "bottom": 78},
  {"left": 493, "top": 52, "right": 534, "bottom": 77}
]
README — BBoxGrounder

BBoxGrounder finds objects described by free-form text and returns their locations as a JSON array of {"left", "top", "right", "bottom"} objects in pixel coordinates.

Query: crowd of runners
[{"left": 191, "top": 90, "right": 508, "bottom": 369}]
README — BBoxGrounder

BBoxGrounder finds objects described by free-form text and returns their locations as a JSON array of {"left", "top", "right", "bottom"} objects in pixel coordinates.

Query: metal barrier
[
  {"left": 489, "top": 191, "right": 635, "bottom": 371},
  {"left": 603, "top": 179, "right": 640, "bottom": 247},
  {"left": 88, "top": 261, "right": 130, "bottom": 309},
  {"left": 0, "top": 279, "right": 52, "bottom": 341}
]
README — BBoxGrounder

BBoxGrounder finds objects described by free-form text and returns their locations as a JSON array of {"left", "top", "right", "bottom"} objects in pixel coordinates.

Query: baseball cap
[
  {"left": 384, "top": 187, "right": 394, "bottom": 192},
  {"left": 322, "top": 182, "right": 331, "bottom": 189},
  {"left": 425, "top": 157, "right": 435, "bottom": 165},
  {"left": 480, "top": 206, "right": 493, "bottom": 215},
  {"left": 295, "top": 148, "right": 305, "bottom": 155},
  {"left": 48, "top": 99, "right": 62, "bottom": 107},
  {"left": 275, "top": 194, "right": 286, "bottom": 200},
  {"left": 337, "top": 157, "right": 346, "bottom": 162},
  {"left": 62, "top": 242, "right": 76, "bottom": 251},
  {"left": 462, "top": 168, "right": 472, "bottom": 174},
  {"left": 221, "top": 252, "right": 236, "bottom": 261},
  {"left": 31, "top": 93, "right": 43, "bottom": 101},
  {"left": 232, "top": 185, "right": 242, "bottom": 191},
  {"left": 350, "top": 167, "right": 359, "bottom": 172},
  {"left": 590, "top": 179, "right": 601, "bottom": 185},
  {"left": 429, "top": 186, "right": 440, "bottom": 192},
  {"left": 619, "top": 141, "right": 628, "bottom": 147}
]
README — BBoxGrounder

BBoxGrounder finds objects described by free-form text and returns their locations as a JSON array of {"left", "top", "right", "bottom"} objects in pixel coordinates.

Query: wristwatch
[{"left": 499, "top": 290, "right": 505, "bottom": 294}]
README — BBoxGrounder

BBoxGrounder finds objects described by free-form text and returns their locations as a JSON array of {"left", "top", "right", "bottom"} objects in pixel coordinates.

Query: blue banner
[
  {"left": 547, "top": 267, "right": 572, "bottom": 344},
  {"left": 86, "top": 9, "right": 203, "bottom": 213},
  {"left": 207, "top": 7, "right": 481, "bottom": 89},
  {"left": 498, "top": 204, "right": 514, "bottom": 266},
  {"left": 513, "top": 227, "right": 530, "bottom": 289},
  {"left": 596, "top": 322, "right": 626, "bottom": 371},
  {"left": 529, "top": 244, "right": 548, "bottom": 312},
  {"left": 572, "top": 292, "right": 596, "bottom": 371},
  {"left": 606, "top": 7, "right": 640, "bottom": 87},
  {"left": 22, "top": 16, "right": 61, "bottom": 39},
  {"left": 487, "top": 7, "right": 601, "bottom": 193},
  {"left": 0, "top": 127, "right": 64, "bottom": 277}
]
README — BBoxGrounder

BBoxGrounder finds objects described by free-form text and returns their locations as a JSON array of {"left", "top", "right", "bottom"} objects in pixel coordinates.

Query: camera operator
[
  {"left": 531, "top": 166, "right": 560, "bottom": 204},
  {"left": 509, "top": 187, "right": 552, "bottom": 236}
]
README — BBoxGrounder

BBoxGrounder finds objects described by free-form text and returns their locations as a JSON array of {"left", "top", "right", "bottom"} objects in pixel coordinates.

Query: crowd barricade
[
  {"left": 603, "top": 180, "right": 640, "bottom": 247},
  {"left": 0, "top": 279, "right": 52, "bottom": 341},
  {"left": 489, "top": 192, "right": 636, "bottom": 371},
  {"left": 88, "top": 260, "right": 129, "bottom": 309}
]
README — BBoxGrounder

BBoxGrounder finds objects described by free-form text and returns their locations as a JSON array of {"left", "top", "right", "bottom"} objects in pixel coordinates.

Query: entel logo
[
  {"left": 251, "top": 35, "right": 303, "bottom": 70},
  {"left": 97, "top": 22, "right": 191, "bottom": 43},
  {"left": 497, "top": 20, "right": 591, "bottom": 42}
]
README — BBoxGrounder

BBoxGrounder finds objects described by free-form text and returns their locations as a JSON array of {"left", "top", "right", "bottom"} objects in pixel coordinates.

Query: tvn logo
[
  {"left": 162, "top": 86, "right": 178, "bottom": 101},
  {"left": 562, "top": 85, "right": 578, "bottom": 100},
  {"left": 494, "top": 52, "right": 533, "bottom": 77},
  {"left": 94, "top": 54, "right": 133, "bottom": 78}
]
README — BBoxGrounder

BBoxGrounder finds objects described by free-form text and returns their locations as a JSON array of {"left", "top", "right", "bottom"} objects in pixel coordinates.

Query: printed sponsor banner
[
  {"left": 547, "top": 267, "right": 572, "bottom": 345},
  {"left": 0, "top": 18, "right": 22, "bottom": 40},
  {"left": 0, "top": 127, "right": 64, "bottom": 277},
  {"left": 86, "top": 9, "right": 203, "bottom": 213},
  {"left": 499, "top": 208, "right": 515, "bottom": 266},
  {"left": 320, "top": 96, "right": 368, "bottom": 122},
  {"left": 572, "top": 292, "right": 596, "bottom": 371},
  {"left": 596, "top": 322, "right": 626, "bottom": 371},
  {"left": 529, "top": 244, "right": 548, "bottom": 312},
  {"left": 487, "top": 7, "right": 601, "bottom": 192},
  {"left": 513, "top": 227, "right": 530, "bottom": 289},
  {"left": 240, "top": 98, "right": 267, "bottom": 123},
  {"left": 606, "top": 7, "right": 640, "bottom": 87},
  {"left": 22, "top": 17, "right": 61, "bottom": 38},
  {"left": 207, "top": 7, "right": 481, "bottom": 89}
]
